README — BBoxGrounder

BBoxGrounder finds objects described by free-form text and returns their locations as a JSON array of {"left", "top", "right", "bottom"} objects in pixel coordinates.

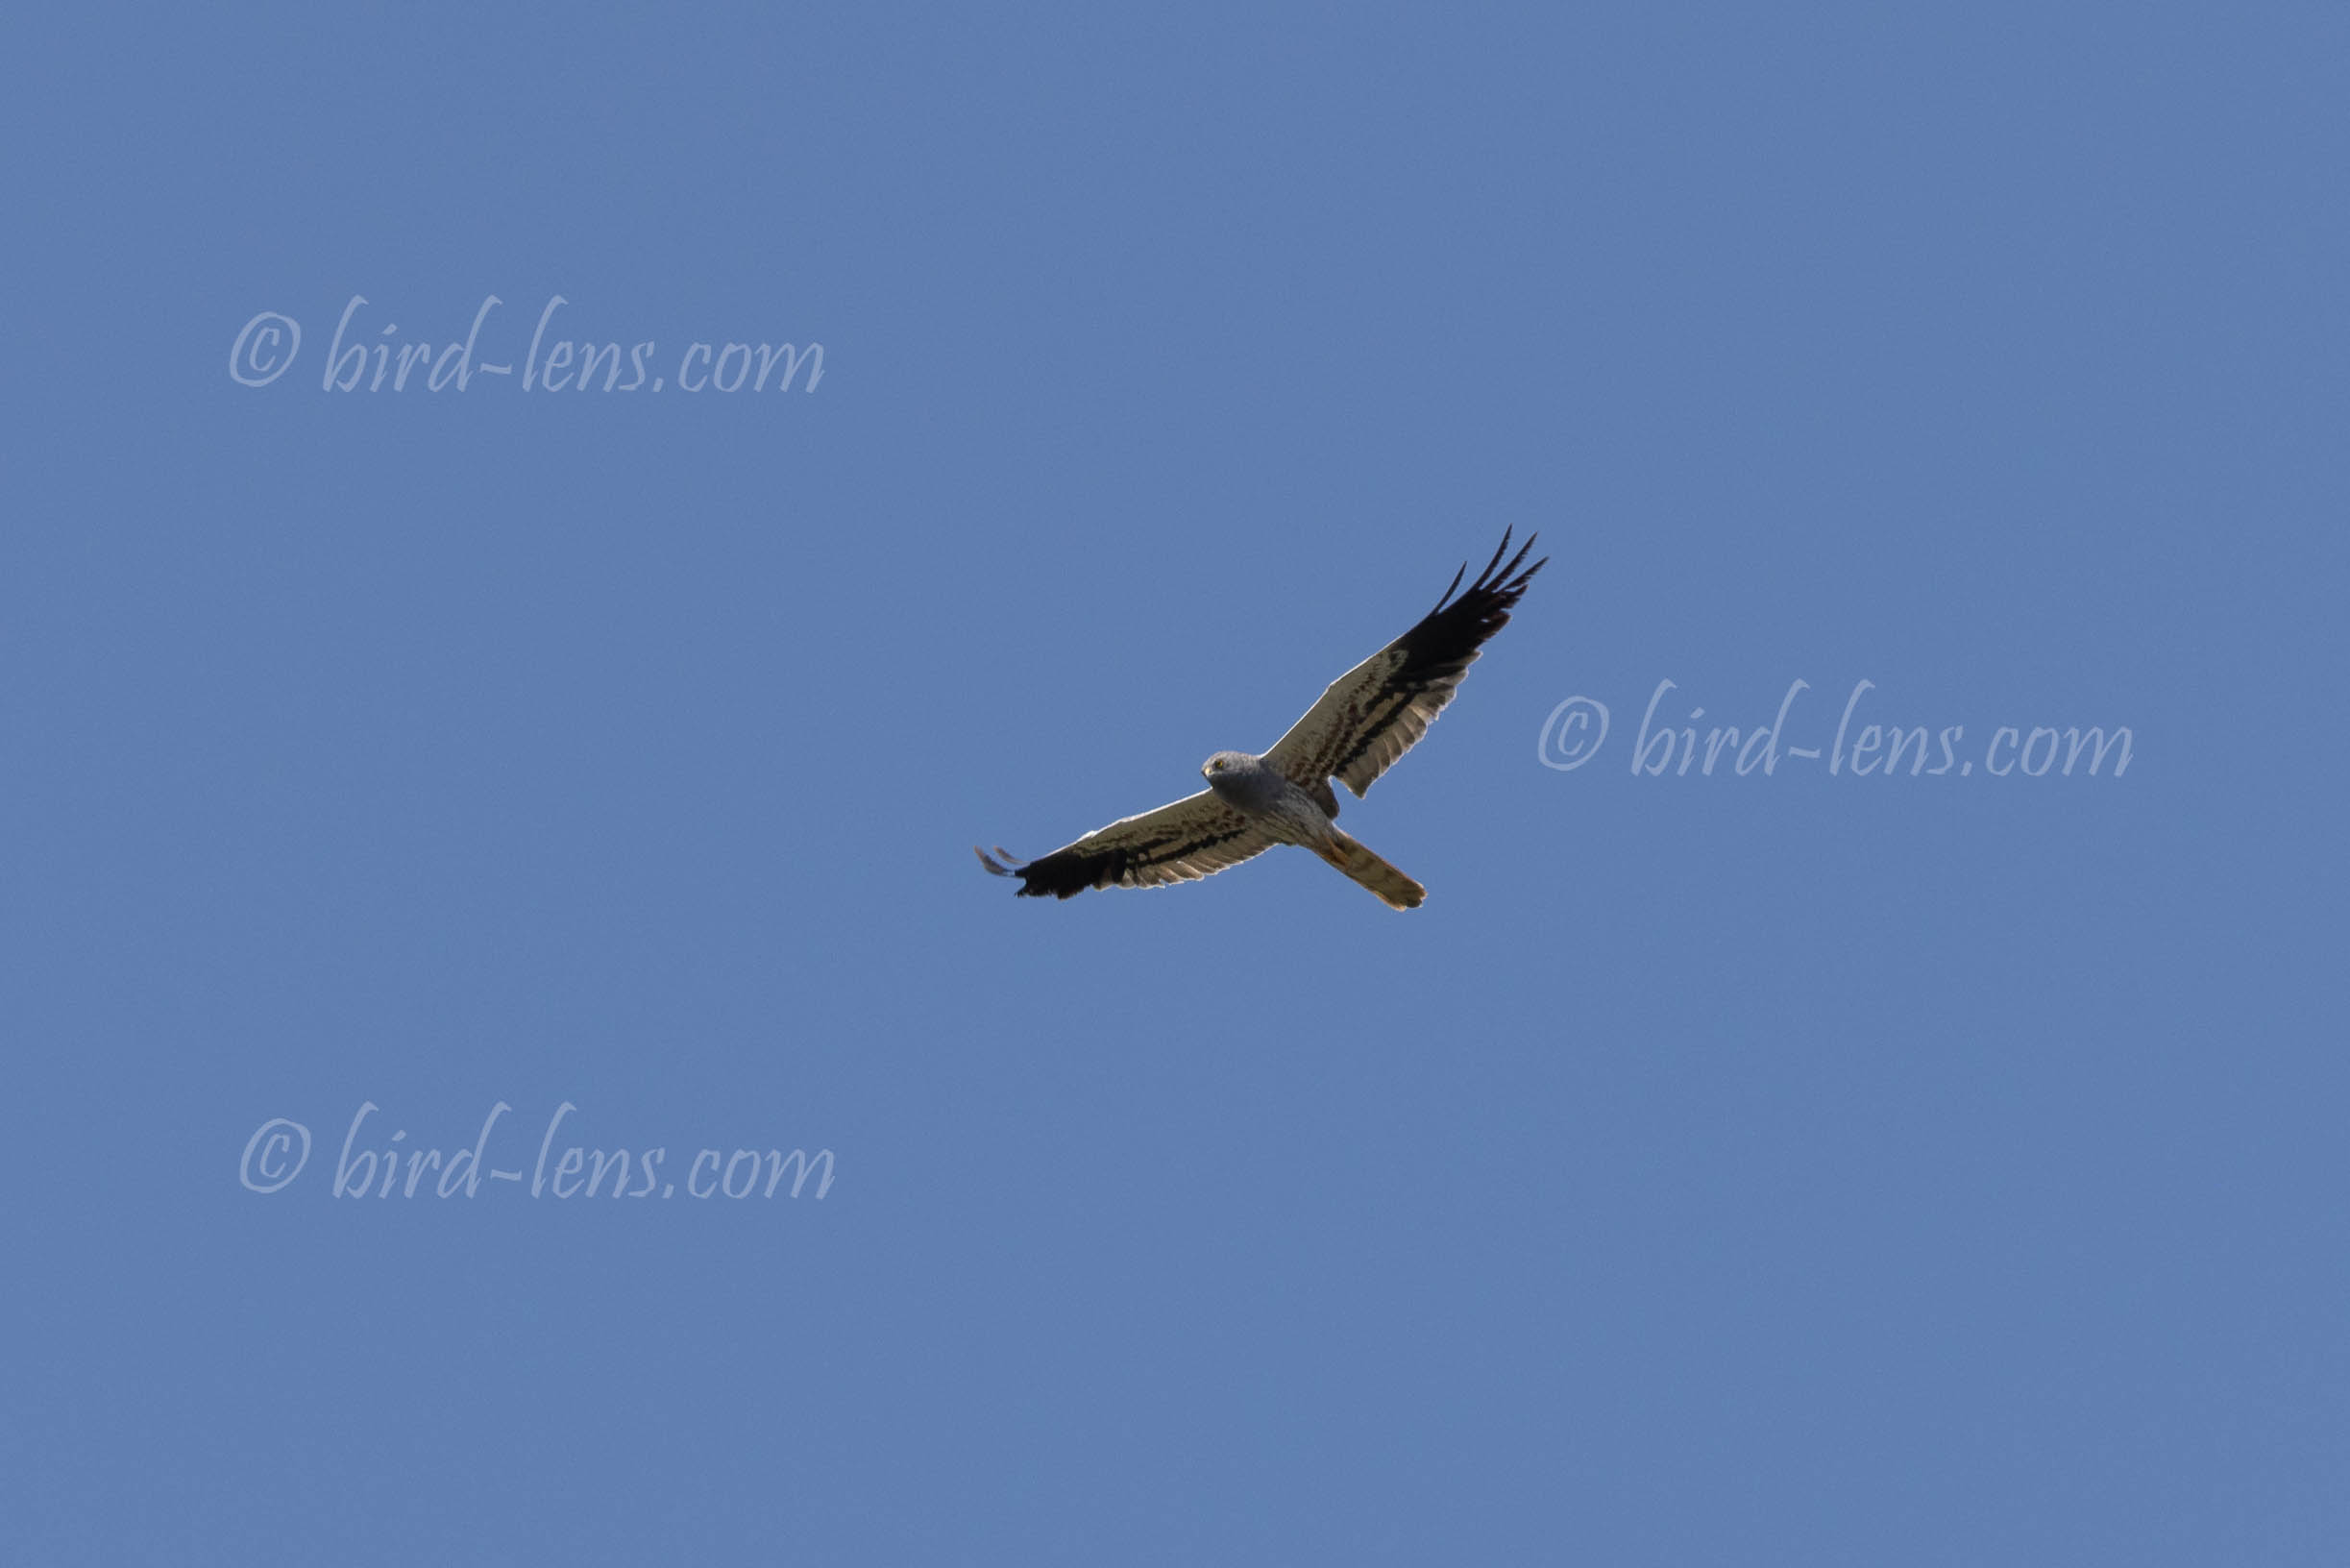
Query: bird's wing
[
  {"left": 975, "top": 790, "right": 1278, "bottom": 899},
  {"left": 1264, "top": 528, "right": 1546, "bottom": 799}
]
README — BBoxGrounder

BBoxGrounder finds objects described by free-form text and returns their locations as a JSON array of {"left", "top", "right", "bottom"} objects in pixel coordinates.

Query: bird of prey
[{"left": 976, "top": 529, "right": 1545, "bottom": 910}]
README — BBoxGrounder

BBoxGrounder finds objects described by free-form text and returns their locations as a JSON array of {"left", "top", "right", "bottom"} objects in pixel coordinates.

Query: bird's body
[
  {"left": 1199, "top": 749, "right": 1303, "bottom": 819},
  {"left": 1200, "top": 749, "right": 1425, "bottom": 910},
  {"left": 978, "top": 529, "right": 1546, "bottom": 911}
]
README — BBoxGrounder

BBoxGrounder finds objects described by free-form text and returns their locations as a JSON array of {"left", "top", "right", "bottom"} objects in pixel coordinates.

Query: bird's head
[{"left": 1201, "top": 750, "right": 1248, "bottom": 781}]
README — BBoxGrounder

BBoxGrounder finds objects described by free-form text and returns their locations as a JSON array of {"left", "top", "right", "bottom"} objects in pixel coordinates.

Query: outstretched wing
[
  {"left": 975, "top": 790, "right": 1278, "bottom": 899},
  {"left": 1264, "top": 528, "right": 1546, "bottom": 800}
]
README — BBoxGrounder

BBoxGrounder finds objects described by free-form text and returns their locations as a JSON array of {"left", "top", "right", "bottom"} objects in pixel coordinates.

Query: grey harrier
[{"left": 976, "top": 529, "right": 1545, "bottom": 910}]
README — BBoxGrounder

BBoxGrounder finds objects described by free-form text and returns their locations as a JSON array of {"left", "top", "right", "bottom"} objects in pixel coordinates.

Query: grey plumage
[{"left": 1199, "top": 750, "right": 1424, "bottom": 910}]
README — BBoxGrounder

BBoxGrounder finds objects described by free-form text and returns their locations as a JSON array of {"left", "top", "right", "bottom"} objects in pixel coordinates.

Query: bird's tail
[{"left": 1311, "top": 828, "right": 1426, "bottom": 911}]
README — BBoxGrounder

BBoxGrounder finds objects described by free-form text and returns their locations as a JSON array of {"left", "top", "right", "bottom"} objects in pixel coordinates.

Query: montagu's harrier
[{"left": 976, "top": 529, "right": 1545, "bottom": 910}]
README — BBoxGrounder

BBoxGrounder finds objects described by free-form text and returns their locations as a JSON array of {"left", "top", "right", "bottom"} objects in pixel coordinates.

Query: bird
[{"left": 976, "top": 528, "right": 1546, "bottom": 910}]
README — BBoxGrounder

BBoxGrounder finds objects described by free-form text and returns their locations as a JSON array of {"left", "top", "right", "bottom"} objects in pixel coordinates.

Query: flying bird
[{"left": 976, "top": 529, "right": 1546, "bottom": 910}]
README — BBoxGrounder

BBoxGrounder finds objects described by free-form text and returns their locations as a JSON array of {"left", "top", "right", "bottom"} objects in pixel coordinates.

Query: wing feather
[
  {"left": 1264, "top": 528, "right": 1546, "bottom": 799},
  {"left": 975, "top": 790, "right": 1277, "bottom": 899}
]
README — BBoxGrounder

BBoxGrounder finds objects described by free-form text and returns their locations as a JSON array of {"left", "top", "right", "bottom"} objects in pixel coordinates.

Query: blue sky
[{"left": 6, "top": 5, "right": 2346, "bottom": 1563}]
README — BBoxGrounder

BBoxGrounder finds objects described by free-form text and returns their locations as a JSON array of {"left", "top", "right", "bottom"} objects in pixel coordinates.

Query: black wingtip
[
  {"left": 1474, "top": 527, "right": 1514, "bottom": 589},
  {"left": 1492, "top": 529, "right": 1541, "bottom": 590},
  {"left": 1431, "top": 560, "right": 1469, "bottom": 614},
  {"left": 1469, "top": 527, "right": 1537, "bottom": 593},
  {"left": 1426, "top": 527, "right": 1547, "bottom": 618}
]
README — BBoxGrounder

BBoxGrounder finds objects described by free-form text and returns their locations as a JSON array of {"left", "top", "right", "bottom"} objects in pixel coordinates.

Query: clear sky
[{"left": 7, "top": 5, "right": 2346, "bottom": 1563}]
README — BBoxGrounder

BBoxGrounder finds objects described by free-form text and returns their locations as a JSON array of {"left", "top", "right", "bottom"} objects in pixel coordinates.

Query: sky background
[{"left": 6, "top": 5, "right": 2347, "bottom": 1563}]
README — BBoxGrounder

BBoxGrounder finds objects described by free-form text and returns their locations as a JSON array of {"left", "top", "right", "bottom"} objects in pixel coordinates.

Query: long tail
[{"left": 1310, "top": 828, "right": 1426, "bottom": 910}]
